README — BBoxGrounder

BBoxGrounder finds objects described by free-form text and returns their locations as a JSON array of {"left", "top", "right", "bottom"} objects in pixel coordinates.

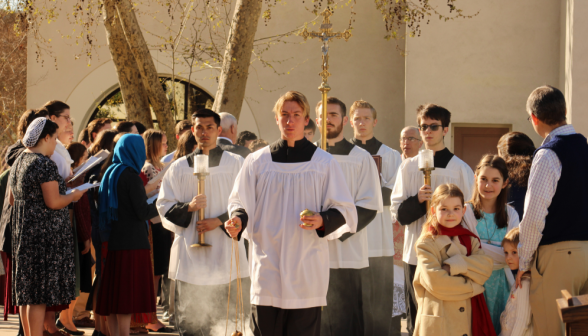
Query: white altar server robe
[
  {"left": 157, "top": 151, "right": 249, "bottom": 286},
  {"left": 329, "top": 146, "right": 383, "bottom": 269},
  {"left": 228, "top": 147, "right": 357, "bottom": 309},
  {"left": 391, "top": 154, "right": 474, "bottom": 265},
  {"left": 367, "top": 144, "right": 402, "bottom": 258}
]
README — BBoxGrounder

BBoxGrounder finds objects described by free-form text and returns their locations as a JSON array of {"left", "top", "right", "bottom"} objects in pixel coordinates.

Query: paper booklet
[
  {"left": 69, "top": 149, "right": 110, "bottom": 182},
  {"left": 147, "top": 160, "right": 173, "bottom": 185},
  {"left": 66, "top": 182, "right": 100, "bottom": 195}
]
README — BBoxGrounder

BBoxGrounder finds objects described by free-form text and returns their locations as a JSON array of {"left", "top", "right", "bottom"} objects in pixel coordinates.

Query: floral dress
[
  {"left": 10, "top": 152, "right": 75, "bottom": 306},
  {"left": 476, "top": 212, "right": 510, "bottom": 334}
]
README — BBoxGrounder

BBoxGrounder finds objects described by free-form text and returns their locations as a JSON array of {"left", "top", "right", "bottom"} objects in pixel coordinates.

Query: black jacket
[
  {"left": 106, "top": 167, "right": 159, "bottom": 251},
  {"left": 0, "top": 140, "right": 25, "bottom": 253},
  {"left": 217, "top": 138, "right": 251, "bottom": 158}
]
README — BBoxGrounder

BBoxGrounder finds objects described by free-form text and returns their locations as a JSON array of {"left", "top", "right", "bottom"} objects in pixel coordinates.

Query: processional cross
[{"left": 300, "top": 8, "right": 352, "bottom": 150}]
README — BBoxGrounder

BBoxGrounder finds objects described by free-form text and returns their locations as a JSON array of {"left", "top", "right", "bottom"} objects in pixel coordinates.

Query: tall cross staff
[{"left": 300, "top": 8, "right": 352, "bottom": 150}]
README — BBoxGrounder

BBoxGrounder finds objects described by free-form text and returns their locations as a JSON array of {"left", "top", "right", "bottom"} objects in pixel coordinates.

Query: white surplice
[
  {"left": 329, "top": 146, "right": 383, "bottom": 269},
  {"left": 227, "top": 146, "right": 357, "bottom": 309},
  {"left": 391, "top": 154, "right": 475, "bottom": 265},
  {"left": 367, "top": 144, "right": 402, "bottom": 258},
  {"left": 157, "top": 151, "right": 249, "bottom": 286}
]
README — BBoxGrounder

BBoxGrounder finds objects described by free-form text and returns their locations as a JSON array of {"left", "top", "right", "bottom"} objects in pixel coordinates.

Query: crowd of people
[{"left": 0, "top": 84, "right": 586, "bottom": 336}]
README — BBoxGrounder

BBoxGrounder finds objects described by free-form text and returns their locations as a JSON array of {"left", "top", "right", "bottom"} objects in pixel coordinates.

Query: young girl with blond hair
[
  {"left": 462, "top": 155, "right": 520, "bottom": 334},
  {"left": 414, "top": 183, "right": 494, "bottom": 336}
]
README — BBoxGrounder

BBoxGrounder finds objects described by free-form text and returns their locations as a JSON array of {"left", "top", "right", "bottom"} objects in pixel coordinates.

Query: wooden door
[{"left": 454, "top": 126, "right": 510, "bottom": 170}]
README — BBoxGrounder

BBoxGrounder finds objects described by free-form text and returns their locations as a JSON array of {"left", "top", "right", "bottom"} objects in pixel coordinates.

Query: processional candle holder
[
  {"left": 418, "top": 149, "right": 435, "bottom": 213},
  {"left": 190, "top": 154, "right": 211, "bottom": 248}
]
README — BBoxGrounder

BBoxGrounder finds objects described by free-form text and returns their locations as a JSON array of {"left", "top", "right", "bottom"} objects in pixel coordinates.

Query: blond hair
[
  {"left": 143, "top": 129, "right": 166, "bottom": 170},
  {"left": 418, "top": 184, "right": 465, "bottom": 242},
  {"left": 273, "top": 91, "right": 310, "bottom": 118},
  {"left": 350, "top": 100, "right": 377, "bottom": 119},
  {"left": 502, "top": 227, "right": 520, "bottom": 247}
]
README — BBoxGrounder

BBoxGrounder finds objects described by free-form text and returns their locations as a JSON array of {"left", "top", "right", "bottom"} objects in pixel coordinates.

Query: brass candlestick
[
  {"left": 420, "top": 166, "right": 435, "bottom": 212},
  {"left": 191, "top": 154, "right": 211, "bottom": 248},
  {"left": 300, "top": 8, "right": 351, "bottom": 150}
]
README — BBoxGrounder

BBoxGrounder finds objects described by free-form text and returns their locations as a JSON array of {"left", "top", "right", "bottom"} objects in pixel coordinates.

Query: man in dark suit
[{"left": 216, "top": 112, "right": 251, "bottom": 158}]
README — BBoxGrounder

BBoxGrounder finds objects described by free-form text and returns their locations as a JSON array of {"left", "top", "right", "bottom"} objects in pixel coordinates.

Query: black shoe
[
  {"left": 61, "top": 328, "right": 84, "bottom": 336},
  {"left": 56, "top": 320, "right": 64, "bottom": 329}
]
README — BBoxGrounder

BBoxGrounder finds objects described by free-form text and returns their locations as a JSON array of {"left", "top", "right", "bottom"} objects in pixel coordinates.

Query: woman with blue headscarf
[{"left": 95, "top": 134, "right": 159, "bottom": 336}]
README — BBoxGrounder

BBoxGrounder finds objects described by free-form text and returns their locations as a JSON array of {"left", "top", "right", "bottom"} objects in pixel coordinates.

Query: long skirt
[{"left": 96, "top": 249, "right": 155, "bottom": 316}]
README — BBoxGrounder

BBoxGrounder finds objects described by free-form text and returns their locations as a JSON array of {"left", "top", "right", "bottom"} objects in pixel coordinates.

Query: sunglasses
[{"left": 418, "top": 124, "right": 444, "bottom": 131}]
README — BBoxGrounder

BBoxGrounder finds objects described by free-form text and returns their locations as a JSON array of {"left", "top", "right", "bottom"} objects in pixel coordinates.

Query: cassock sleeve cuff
[
  {"left": 381, "top": 187, "right": 392, "bottom": 206},
  {"left": 317, "top": 208, "right": 346, "bottom": 238},
  {"left": 229, "top": 208, "right": 248, "bottom": 241},
  {"left": 339, "top": 206, "right": 377, "bottom": 242},
  {"left": 397, "top": 194, "right": 427, "bottom": 225},
  {"left": 164, "top": 202, "right": 192, "bottom": 228}
]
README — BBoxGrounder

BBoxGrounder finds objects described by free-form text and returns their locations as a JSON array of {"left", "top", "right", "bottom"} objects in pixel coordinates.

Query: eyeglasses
[
  {"left": 418, "top": 124, "right": 444, "bottom": 131},
  {"left": 59, "top": 115, "right": 72, "bottom": 122},
  {"left": 400, "top": 137, "right": 421, "bottom": 142}
]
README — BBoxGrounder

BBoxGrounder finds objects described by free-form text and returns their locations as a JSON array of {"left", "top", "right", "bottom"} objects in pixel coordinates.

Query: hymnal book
[
  {"left": 69, "top": 149, "right": 110, "bottom": 182},
  {"left": 66, "top": 182, "right": 100, "bottom": 195}
]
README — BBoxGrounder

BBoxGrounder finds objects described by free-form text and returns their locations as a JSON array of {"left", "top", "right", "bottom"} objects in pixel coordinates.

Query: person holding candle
[
  {"left": 390, "top": 104, "right": 474, "bottom": 336},
  {"left": 156, "top": 109, "right": 249, "bottom": 336},
  {"left": 348, "top": 100, "right": 403, "bottom": 336},
  {"left": 225, "top": 91, "right": 357, "bottom": 336},
  {"left": 313, "top": 97, "right": 383, "bottom": 336}
]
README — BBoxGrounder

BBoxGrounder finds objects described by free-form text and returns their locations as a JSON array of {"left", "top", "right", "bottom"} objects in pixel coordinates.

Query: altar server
[
  {"left": 157, "top": 109, "right": 249, "bottom": 336},
  {"left": 391, "top": 104, "right": 474, "bottom": 336},
  {"left": 349, "top": 100, "right": 403, "bottom": 336},
  {"left": 314, "top": 97, "right": 382, "bottom": 336},
  {"left": 225, "top": 91, "right": 357, "bottom": 336}
]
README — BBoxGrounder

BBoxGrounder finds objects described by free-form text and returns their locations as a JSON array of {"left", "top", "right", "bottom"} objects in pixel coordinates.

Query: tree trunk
[
  {"left": 114, "top": 0, "right": 177, "bottom": 149},
  {"left": 103, "top": 0, "right": 153, "bottom": 129},
  {"left": 212, "top": 0, "right": 263, "bottom": 120}
]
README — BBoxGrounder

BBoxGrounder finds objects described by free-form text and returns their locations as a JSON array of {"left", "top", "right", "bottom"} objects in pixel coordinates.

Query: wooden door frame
[{"left": 451, "top": 123, "right": 512, "bottom": 150}]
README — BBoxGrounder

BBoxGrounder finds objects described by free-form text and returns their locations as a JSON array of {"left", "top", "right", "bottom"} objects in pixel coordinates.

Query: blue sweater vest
[{"left": 536, "top": 133, "right": 588, "bottom": 246}]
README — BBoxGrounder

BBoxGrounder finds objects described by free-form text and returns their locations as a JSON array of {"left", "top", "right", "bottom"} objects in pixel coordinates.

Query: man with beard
[
  {"left": 316, "top": 97, "right": 383, "bottom": 336},
  {"left": 349, "top": 100, "right": 403, "bottom": 336}
]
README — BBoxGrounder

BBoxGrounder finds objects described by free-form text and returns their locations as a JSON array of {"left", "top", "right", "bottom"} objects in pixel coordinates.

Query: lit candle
[
  {"left": 418, "top": 149, "right": 434, "bottom": 170},
  {"left": 194, "top": 154, "right": 209, "bottom": 174}
]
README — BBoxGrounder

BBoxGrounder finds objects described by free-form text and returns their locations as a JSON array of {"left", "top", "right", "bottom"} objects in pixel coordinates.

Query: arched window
[{"left": 88, "top": 77, "right": 214, "bottom": 126}]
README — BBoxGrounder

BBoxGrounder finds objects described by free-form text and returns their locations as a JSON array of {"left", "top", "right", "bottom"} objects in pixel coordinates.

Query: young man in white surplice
[
  {"left": 390, "top": 104, "right": 475, "bottom": 336},
  {"left": 315, "top": 97, "right": 383, "bottom": 336},
  {"left": 157, "top": 109, "right": 249, "bottom": 336},
  {"left": 224, "top": 91, "right": 357, "bottom": 336},
  {"left": 349, "top": 100, "right": 403, "bottom": 336}
]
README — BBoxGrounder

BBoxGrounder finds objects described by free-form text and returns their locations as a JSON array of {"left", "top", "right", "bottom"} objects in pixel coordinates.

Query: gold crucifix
[{"left": 300, "top": 8, "right": 352, "bottom": 150}]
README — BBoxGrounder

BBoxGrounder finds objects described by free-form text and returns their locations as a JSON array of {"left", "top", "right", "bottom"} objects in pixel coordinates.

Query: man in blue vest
[{"left": 516, "top": 85, "right": 588, "bottom": 336}]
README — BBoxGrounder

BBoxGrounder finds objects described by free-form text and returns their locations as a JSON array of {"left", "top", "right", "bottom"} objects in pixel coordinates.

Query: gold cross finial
[{"left": 300, "top": 8, "right": 352, "bottom": 84}]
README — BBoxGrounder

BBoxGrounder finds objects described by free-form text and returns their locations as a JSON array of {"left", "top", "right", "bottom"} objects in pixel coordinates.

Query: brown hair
[
  {"left": 273, "top": 91, "right": 310, "bottom": 119},
  {"left": 90, "top": 129, "right": 118, "bottom": 156},
  {"left": 87, "top": 118, "right": 112, "bottom": 142},
  {"left": 66, "top": 142, "right": 88, "bottom": 169},
  {"left": 315, "top": 97, "right": 347, "bottom": 117},
  {"left": 497, "top": 132, "right": 535, "bottom": 187},
  {"left": 419, "top": 184, "right": 465, "bottom": 242},
  {"left": 17, "top": 109, "right": 48, "bottom": 139},
  {"left": 416, "top": 104, "right": 451, "bottom": 127},
  {"left": 42, "top": 100, "right": 70, "bottom": 118},
  {"left": 78, "top": 128, "right": 90, "bottom": 144},
  {"left": 175, "top": 119, "right": 193, "bottom": 135},
  {"left": 115, "top": 121, "right": 136, "bottom": 133},
  {"left": 350, "top": 100, "right": 377, "bottom": 119},
  {"left": 237, "top": 131, "right": 257, "bottom": 147},
  {"left": 143, "top": 129, "right": 166, "bottom": 169},
  {"left": 100, "top": 132, "right": 128, "bottom": 179},
  {"left": 526, "top": 85, "right": 566, "bottom": 126},
  {"left": 249, "top": 139, "right": 269, "bottom": 152},
  {"left": 469, "top": 155, "right": 510, "bottom": 229},
  {"left": 501, "top": 227, "right": 520, "bottom": 247},
  {"left": 173, "top": 131, "right": 197, "bottom": 160},
  {"left": 305, "top": 118, "right": 316, "bottom": 133}
]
